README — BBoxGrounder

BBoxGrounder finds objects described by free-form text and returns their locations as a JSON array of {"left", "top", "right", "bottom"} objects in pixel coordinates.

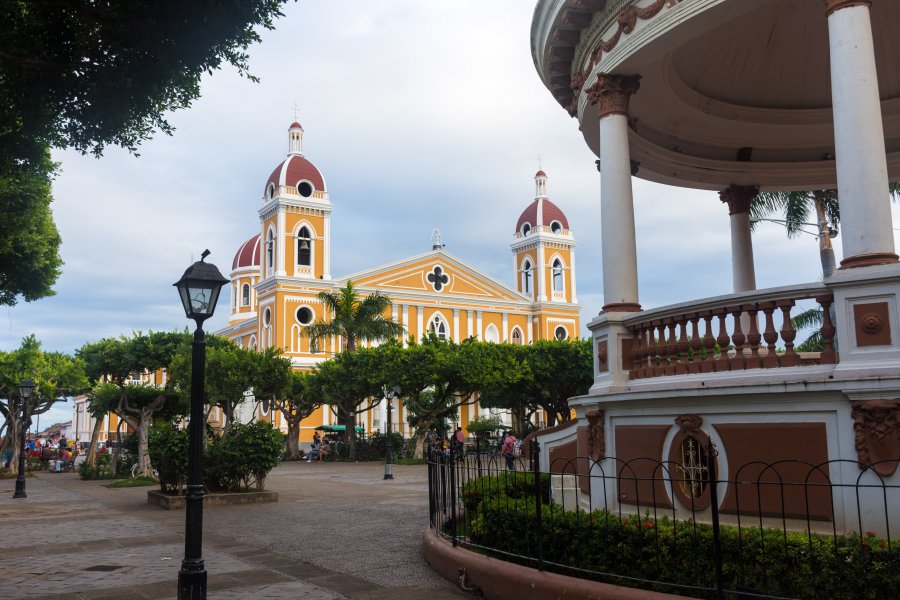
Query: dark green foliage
[
  {"left": 78, "top": 453, "right": 113, "bottom": 480},
  {"left": 462, "top": 475, "right": 900, "bottom": 599},
  {"left": 148, "top": 424, "right": 189, "bottom": 493},
  {"left": 205, "top": 421, "right": 283, "bottom": 492},
  {"left": 461, "top": 471, "right": 550, "bottom": 512}
]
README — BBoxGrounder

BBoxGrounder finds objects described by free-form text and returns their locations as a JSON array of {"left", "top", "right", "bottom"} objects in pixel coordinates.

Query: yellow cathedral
[{"left": 215, "top": 122, "right": 581, "bottom": 443}]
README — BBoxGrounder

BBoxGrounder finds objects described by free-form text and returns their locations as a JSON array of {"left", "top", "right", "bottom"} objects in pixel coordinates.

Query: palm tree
[
  {"left": 303, "top": 280, "right": 404, "bottom": 456},
  {"left": 752, "top": 183, "right": 900, "bottom": 349}
]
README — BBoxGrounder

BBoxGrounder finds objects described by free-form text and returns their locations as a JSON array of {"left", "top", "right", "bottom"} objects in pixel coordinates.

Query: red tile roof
[
  {"left": 515, "top": 198, "right": 569, "bottom": 232},
  {"left": 232, "top": 234, "right": 261, "bottom": 271},
  {"left": 264, "top": 155, "right": 326, "bottom": 196}
]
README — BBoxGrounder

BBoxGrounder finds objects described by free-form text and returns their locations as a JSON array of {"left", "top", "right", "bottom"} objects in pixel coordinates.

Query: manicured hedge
[{"left": 462, "top": 474, "right": 899, "bottom": 599}]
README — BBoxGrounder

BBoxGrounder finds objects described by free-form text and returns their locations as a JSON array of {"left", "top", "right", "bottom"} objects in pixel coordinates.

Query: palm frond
[{"left": 791, "top": 307, "right": 823, "bottom": 330}]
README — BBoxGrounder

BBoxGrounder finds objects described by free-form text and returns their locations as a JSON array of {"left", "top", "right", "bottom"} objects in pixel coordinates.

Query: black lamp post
[
  {"left": 383, "top": 385, "right": 400, "bottom": 480},
  {"left": 13, "top": 379, "right": 35, "bottom": 499},
  {"left": 173, "top": 249, "right": 227, "bottom": 600}
]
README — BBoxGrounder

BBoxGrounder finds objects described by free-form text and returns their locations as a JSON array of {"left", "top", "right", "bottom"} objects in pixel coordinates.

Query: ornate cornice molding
[
  {"left": 586, "top": 73, "right": 641, "bottom": 117},
  {"left": 824, "top": 0, "right": 871, "bottom": 18}
]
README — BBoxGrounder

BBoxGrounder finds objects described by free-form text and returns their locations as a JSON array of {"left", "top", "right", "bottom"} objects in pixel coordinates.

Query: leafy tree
[
  {"left": 373, "top": 336, "right": 526, "bottom": 458},
  {"left": 0, "top": 335, "right": 87, "bottom": 474},
  {"left": 521, "top": 340, "right": 593, "bottom": 427},
  {"left": 1, "top": 1, "right": 291, "bottom": 160},
  {"left": 0, "top": 1, "right": 292, "bottom": 303},
  {"left": 310, "top": 349, "right": 381, "bottom": 460},
  {"left": 274, "top": 371, "right": 321, "bottom": 459},
  {"left": 303, "top": 281, "right": 403, "bottom": 457},
  {"left": 0, "top": 149, "right": 62, "bottom": 306},
  {"left": 77, "top": 331, "right": 190, "bottom": 475}
]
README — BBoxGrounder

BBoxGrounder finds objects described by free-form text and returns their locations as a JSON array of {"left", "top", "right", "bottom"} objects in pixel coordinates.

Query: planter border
[
  {"left": 147, "top": 489, "right": 278, "bottom": 510},
  {"left": 422, "top": 526, "right": 687, "bottom": 600}
]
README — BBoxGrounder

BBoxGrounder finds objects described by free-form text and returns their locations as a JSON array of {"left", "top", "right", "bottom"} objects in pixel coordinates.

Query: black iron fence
[{"left": 426, "top": 441, "right": 900, "bottom": 599}]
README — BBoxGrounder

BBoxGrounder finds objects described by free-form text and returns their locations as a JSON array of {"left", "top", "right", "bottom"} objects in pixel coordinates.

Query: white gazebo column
[
  {"left": 720, "top": 185, "right": 758, "bottom": 292},
  {"left": 825, "top": 0, "right": 898, "bottom": 268},
  {"left": 587, "top": 74, "right": 642, "bottom": 313}
]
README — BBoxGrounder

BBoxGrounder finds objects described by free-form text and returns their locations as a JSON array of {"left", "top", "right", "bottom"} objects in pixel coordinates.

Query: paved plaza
[{"left": 0, "top": 462, "right": 468, "bottom": 599}]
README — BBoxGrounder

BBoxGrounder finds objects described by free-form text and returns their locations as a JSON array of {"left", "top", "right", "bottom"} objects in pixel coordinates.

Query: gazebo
[{"left": 530, "top": 0, "right": 900, "bottom": 533}]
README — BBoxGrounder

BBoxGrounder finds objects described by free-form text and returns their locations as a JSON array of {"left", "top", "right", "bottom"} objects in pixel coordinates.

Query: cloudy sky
[{"left": 6, "top": 1, "right": 900, "bottom": 428}]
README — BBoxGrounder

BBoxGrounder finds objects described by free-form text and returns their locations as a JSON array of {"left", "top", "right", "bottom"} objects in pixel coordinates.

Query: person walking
[
  {"left": 453, "top": 427, "right": 465, "bottom": 459},
  {"left": 501, "top": 431, "right": 518, "bottom": 471}
]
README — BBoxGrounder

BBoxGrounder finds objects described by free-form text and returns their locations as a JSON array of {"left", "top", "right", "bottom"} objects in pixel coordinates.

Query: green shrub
[
  {"left": 148, "top": 424, "right": 189, "bottom": 493},
  {"left": 205, "top": 421, "right": 283, "bottom": 492},
  {"left": 78, "top": 453, "right": 113, "bottom": 480},
  {"left": 461, "top": 471, "right": 550, "bottom": 512},
  {"left": 461, "top": 477, "right": 900, "bottom": 599}
]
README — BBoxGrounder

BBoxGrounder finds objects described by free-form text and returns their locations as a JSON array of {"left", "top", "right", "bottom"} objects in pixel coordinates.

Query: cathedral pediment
[{"left": 339, "top": 251, "right": 530, "bottom": 303}]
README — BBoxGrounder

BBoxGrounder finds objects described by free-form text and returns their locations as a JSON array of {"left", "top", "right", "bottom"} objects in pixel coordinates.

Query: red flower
[
  {"left": 865, "top": 531, "right": 876, "bottom": 538},
  {"left": 643, "top": 521, "right": 654, "bottom": 529}
]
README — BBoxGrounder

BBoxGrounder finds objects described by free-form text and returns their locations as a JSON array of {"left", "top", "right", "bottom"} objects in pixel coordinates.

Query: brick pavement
[{"left": 0, "top": 463, "right": 468, "bottom": 599}]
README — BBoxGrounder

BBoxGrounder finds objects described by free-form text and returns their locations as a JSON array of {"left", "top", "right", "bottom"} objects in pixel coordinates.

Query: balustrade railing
[{"left": 624, "top": 283, "right": 837, "bottom": 379}]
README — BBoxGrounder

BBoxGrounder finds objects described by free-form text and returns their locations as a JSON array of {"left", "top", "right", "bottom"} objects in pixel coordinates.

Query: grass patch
[
  {"left": 106, "top": 476, "right": 157, "bottom": 488},
  {"left": 393, "top": 457, "right": 426, "bottom": 465}
]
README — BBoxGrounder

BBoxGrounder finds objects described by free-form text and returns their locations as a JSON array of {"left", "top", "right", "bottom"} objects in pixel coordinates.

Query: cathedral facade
[{"left": 215, "top": 122, "right": 581, "bottom": 441}]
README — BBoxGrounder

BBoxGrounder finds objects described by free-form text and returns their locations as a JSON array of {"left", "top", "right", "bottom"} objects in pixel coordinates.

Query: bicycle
[{"left": 131, "top": 463, "right": 159, "bottom": 479}]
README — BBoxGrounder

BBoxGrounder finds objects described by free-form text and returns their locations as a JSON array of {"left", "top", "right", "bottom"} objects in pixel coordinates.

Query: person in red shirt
[{"left": 501, "top": 431, "right": 518, "bottom": 471}]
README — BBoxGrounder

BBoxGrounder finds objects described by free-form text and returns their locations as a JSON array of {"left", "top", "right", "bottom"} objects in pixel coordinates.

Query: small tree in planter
[{"left": 148, "top": 423, "right": 189, "bottom": 493}]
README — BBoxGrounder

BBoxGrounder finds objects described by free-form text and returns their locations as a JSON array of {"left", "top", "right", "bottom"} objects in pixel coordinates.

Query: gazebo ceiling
[{"left": 534, "top": 0, "right": 900, "bottom": 191}]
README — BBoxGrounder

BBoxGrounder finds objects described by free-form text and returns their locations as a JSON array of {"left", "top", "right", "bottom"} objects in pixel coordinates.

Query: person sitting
[
  {"left": 316, "top": 441, "right": 332, "bottom": 462},
  {"left": 306, "top": 441, "right": 320, "bottom": 462}
]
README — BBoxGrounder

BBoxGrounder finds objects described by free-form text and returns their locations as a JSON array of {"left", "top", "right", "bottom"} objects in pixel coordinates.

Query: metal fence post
[
  {"left": 476, "top": 435, "right": 483, "bottom": 478},
  {"left": 532, "top": 439, "right": 544, "bottom": 571},
  {"left": 426, "top": 447, "right": 436, "bottom": 527},
  {"left": 449, "top": 451, "right": 458, "bottom": 547},
  {"left": 707, "top": 439, "right": 724, "bottom": 599}
]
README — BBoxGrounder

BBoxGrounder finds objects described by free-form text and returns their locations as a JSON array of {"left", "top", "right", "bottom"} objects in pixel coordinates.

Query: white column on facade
[
  {"left": 536, "top": 245, "right": 547, "bottom": 301},
  {"left": 527, "top": 317, "right": 534, "bottom": 342},
  {"left": 476, "top": 311, "right": 483, "bottom": 340},
  {"left": 512, "top": 255, "right": 520, "bottom": 291},
  {"left": 276, "top": 206, "right": 287, "bottom": 276},
  {"left": 502, "top": 313, "right": 509, "bottom": 342},
  {"left": 323, "top": 212, "right": 332, "bottom": 279},
  {"left": 569, "top": 250, "right": 577, "bottom": 303},
  {"left": 402, "top": 305, "right": 409, "bottom": 348},
  {"left": 587, "top": 74, "right": 642, "bottom": 312},
  {"left": 453, "top": 309, "right": 460, "bottom": 342},
  {"left": 825, "top": 0, "right": 898, "bottom": 267},
  {"left": 417, "top": 305, "right": 424, "bottom": 342},
  {"left": 720, "top": 185, "right": 758, "bottom": 292}
]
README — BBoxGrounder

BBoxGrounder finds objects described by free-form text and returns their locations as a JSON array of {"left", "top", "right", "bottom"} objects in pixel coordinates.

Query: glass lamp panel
[{"left": 188, "top": 286, "right": 213, "bottom": 315}]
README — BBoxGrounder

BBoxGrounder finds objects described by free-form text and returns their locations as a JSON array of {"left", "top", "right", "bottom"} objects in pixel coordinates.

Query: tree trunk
[
  {"left": 286, "top": 420, "right": 301, "bottom": 459},
  {"left": 814, "top": 193, "right": 836, "bottom": 278},
  {"left": 109, "top": 415, "right": 126, "bottom": 478},
  {"left": 85, "top": 416, "right": 104, "bottom": 466},
  {"left": 136, "top": 413, "right": 153, "bottom": 477},
  {"left": 3, "top": 418, "right": 19, "bottom": 475},
  {"left": 413, "top": 429, "right": 428, "bottom": 460},
  {"left": 344, "top": 410, "right": 357, "bottom": 461}
]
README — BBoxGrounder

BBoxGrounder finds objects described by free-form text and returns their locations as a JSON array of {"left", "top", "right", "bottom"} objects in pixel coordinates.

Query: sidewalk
[{"left": 0, "top": 462, "right": 467, "bottom": 599}]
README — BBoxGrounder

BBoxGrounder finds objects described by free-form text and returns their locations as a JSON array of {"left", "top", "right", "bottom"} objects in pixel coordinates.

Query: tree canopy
[{"left": 0, "top": 0, "right": 291, "bottom": 306}]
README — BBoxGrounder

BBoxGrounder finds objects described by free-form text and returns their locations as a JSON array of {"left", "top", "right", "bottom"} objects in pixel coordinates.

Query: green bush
[
  {"left": 205, "top": 421, "right": 282, "bottom": 492},
  {"left": 148, "top": 424, "right": 189, "bottom": 493},
  {"left": 461, "top": 475, "right": 900, "bottom": 599},
  {"left": 461, "top": 471, "right": 550, "bottom": 512},
  {"left": 78, "top": 453, "right": 113, "bottom": 480}
]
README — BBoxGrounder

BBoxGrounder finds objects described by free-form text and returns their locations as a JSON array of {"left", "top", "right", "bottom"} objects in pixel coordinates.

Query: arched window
[
  {"left": 522, "top": 259, "right": 532, "bottom": 294},
  {"left": 265, "top": 229, "right": 275, "bottom": 275},
  {"left": 552, "top": 258, "right": 564, "bottom": 292},
  {"left": 554, "top": 326, "right": 568, "bottom": 340},
  {"left": 429, "top": 314, "right": 448, "bottom": 340},
  {"left": 484, "top": 324, "right": 500, "bottom": 343},
  {"left": 511, "top": 327, "right": 524, "bottom": 345},
  {"left": 550, "top": 220, "right": 562, "bottom": 234},
  {"left": 297, "top": 226, "right": 311, "bottom": 266},
  {"left": 241, "top": 283, "right": 250, "bottom": 307},
  {"left": 522, "top": 223, "right": 531, "bottom": 236}
]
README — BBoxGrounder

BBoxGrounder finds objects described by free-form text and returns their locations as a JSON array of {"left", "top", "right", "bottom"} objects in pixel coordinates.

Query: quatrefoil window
[{"left": 427, "top": 266, "right": 449, "bottom": 292}]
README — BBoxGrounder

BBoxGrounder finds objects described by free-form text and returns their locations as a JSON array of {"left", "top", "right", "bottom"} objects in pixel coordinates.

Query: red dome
[
  {"left": 290, "top": 121, "right": 303, "bottom": 129},
  {"left": 535, "top": 170, "right": 547, "bottom": 177},
  {"left": 515, "top": 198, "right": 569, "bottom": 232},
  {"left": 264, "top": 155, "right": 326, "bottom": 197},
  {"left": 232, "top": 234, "right": 260, "bottom": 271}
]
